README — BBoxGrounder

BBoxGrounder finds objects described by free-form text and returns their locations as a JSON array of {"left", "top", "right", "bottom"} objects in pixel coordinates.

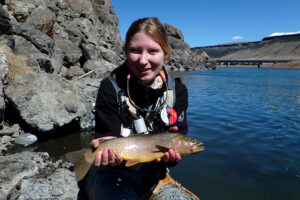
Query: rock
[
  {"left": 26, "top": 5, "right": 56, "bottom": 34},
  {"left": 0, "top": 124, "right": 22, "bottom": 155},
  {"left": 50, "top": 45, "right": 64, "bottom": 74},
  {"left": 164, "top": 23, "right": 185, "bottom": 40},
  {"left": 0, "top": 46, "right": 34, "bottom": 82},
  {"left": 4, "top": 73, "right": 87, "bottom": 133},
  {"left": 13, "top": 35, "right": 54, "bottom": 73},
  {"left": 5, "top": 0, "right": 36, "bottom": 22},
  {"left": 8, "top": 168, "right": 78, "bottom": 199},
  {"left": 14, "top": 132, "right": 38, "bottom": 146},
  {"left": 54, "top": 37, "right": 81, "bottom": 67},
  {"left": 67, "top": 65, "right": 85, "bottom": 80},
  {"left": 83, "top": 59, "right": 115, "bottom": 75},
  {"left": 0, "top": 47, "right": 8, "bottom": 81},
  {"left": 0, "top": 5, "right": 13, "bottom": 35},
  {"left": 0, "top": 135, "right": 12, "bottom": 155},
  {"left": 17, "top": 23, "right": 54, "bottom": 55},
  {"left": 0, "top": 48, "right": 8, "bottom": 128},
  {"left": 67, "top": 0, "right": 93, "bottom": 18},
  {"left": 163, "top": 23, "right": 209, "bottom": 70},
  {"left": 0, "top": 124, "right": 20, "bottom": 136},
  {"left": 0, "top": 151, "right": 78, "bottom": 199},
  {"left": 72, "top": 78, "right": 102, "bottom": 129}
]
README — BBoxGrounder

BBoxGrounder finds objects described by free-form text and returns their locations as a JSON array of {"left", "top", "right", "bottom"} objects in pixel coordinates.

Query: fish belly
[{"left": 120, "top": 147, "right": 165, "bottom": 163}]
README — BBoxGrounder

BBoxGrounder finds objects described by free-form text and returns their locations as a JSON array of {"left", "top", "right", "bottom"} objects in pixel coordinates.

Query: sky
[{"left": 110, "top": 0, "right": 300, "bottom": 47}]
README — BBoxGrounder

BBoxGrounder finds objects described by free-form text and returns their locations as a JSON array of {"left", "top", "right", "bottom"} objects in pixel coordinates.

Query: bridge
[{"left": 216, "top": 59, "right": 292, "bottom": 68}]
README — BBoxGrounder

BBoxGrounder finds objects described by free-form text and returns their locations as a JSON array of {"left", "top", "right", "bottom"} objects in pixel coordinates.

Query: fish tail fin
[
  {"left": 65, "top": 149, "right": 89, "bottom": 164},
  {"left": 66, "top": 148, "right": 95, "bottom": 182}
]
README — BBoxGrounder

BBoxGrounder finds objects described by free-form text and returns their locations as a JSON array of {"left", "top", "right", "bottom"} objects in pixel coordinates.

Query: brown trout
[{"left": 66, "top": 132, "right": 204, "bottom": 181}]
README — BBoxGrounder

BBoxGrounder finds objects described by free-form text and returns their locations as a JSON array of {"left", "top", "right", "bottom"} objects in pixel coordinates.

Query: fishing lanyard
[{"left": 126, "top": 71, "right": 168, "bottom": 113}]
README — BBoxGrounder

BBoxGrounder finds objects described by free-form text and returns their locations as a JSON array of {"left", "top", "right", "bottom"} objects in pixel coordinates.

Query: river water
[
  {"left": 36, "top": 66, "right": 300, "bottom": 200},
  {"left": 171, "top": 66, "right": 300, "bottom": 200}
]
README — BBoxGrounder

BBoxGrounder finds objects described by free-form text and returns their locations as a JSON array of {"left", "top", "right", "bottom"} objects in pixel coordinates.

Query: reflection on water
[{"left": 36, "top": 130, "right": 94, "bottom": 160}]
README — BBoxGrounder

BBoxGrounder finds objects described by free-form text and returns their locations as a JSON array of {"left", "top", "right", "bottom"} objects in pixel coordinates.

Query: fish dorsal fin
[
  {"left": 125, "top": 160, "right": 139, "bottom": 167},
  {"left": 155, "top": 145, "right": 170, "bottom": 152},
  {"left": 97, "top": 137, "right": 111, "bottom": 144}
]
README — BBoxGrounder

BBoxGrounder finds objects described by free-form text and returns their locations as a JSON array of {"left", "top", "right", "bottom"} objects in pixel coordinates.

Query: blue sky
[{"left": 110, "top": 0, "right": 300, "bottom": 47}]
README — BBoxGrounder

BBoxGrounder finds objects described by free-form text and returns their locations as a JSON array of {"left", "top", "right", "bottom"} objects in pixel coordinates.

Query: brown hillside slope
[{"left": 192, "top": 34, "right": 300, "bottom": 61}]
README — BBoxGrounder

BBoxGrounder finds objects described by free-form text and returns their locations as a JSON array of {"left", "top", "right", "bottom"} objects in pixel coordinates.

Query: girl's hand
[
  {"left": 155, "top": 138, "right": 182, "bottom": 163},
  {"left": 168, "top": 126, "right": 178, "bottom": 133},
  {"left": 155, "top": 149, "right": 182, "bottom": 163},
  {"left": 91, "top": 137, "right": 123, "bottom": 167}
]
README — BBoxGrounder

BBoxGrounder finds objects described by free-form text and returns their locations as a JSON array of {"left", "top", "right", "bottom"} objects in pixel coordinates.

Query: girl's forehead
[{"left": 128, "top": 32, "right": 161, "bottom": 48}]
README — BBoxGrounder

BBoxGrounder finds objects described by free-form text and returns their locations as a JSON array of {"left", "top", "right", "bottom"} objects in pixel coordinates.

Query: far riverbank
[{"left": 217, "top": 61, "right": 300, "bottom": 69}]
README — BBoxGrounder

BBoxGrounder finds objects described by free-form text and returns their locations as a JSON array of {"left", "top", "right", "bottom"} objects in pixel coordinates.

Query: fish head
[{"left": 174, "top": 135, "right": 204, "bottom": 155}]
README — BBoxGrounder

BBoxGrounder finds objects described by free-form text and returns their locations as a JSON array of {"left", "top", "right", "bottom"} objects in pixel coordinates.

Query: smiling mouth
[{"left": 139, "top": 68, "right": 152, "bottom": 73}]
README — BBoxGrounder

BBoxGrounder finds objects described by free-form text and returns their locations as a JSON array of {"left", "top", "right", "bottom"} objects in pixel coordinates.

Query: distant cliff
[{"left": 192, "top": 34, "right": 300, "bottom": 60}]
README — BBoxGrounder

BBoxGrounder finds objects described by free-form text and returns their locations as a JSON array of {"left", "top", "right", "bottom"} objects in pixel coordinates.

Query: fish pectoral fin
[
  {"left": 125, "top": 160, "right": 139, "bottom": 167},
  {"left": 155, "top": 145, "right": 170, "bottom": 152}
]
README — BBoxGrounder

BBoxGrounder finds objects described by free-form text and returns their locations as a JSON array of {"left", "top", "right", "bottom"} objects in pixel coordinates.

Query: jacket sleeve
[
  {"left": 173, "top": 78, "right": 188, "bottom": 135},
  {"left": 94, "top": 78, "right": 122, "bottom": 138}
]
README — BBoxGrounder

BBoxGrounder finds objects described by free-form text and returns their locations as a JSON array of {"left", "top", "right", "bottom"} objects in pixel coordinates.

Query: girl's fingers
[
  {"left": 162, "top": 152, "right": 169, "bottom": 162},
  {"left": 94, "top": 151, "right": 102, "bottom": 166},
  {"left": 168, "top": 149, "right": 176, "bottom": 162},
  {"left": 108, "top": 148, "right": 115, "bottom": 164},
  {"left": 91, "top": 139, "right": 100, "bottom": 149},
  {"left": 115, "top": 153, "right": 123, "bottom": 165},
  {"left": 175, "top": 152, "right": 182, "bottom": 162},
  {"left": 101, "top": 148, "right": 109, "bottom": 165}
]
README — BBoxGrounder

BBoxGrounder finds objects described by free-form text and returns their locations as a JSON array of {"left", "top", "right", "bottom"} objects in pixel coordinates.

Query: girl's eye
[
  {"left": 128, "top": 48, "right": 140, "bottom": 54},
  {"left": 149, "top": 49, "right": 159, "bottom": 55}
]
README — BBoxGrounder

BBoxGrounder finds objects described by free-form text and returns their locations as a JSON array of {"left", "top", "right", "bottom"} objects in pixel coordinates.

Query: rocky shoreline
[{"left": 0, "top": 0, "right": 215, "bottom": 199}]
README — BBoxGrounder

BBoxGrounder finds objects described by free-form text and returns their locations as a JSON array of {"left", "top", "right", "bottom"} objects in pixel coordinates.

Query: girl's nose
[{"left": 139, "top": 53, "right": 148, "bottom": 65}]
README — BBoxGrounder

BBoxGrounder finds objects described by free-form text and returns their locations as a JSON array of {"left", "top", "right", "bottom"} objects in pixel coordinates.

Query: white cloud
[
  {"left": 232, "top": 36, "right": 243, "bottom": 40},
  {"left": 269, "top": 31, "right": 300, "bottom": 37}
]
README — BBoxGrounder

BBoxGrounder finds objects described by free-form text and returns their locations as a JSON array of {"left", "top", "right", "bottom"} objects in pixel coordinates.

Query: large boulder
[
  {"left": 163, "top": 23, "right": 211, "bottom": 70},
  {"left": 12, "top": 35, "right": 54, "bottom": 73},
  {"left": 0, "top": 151, "right": 78, "bottom": 199},
  {"left": 4, "top": 73, "right": 87, "bottom": 132},
  {"left": 1, "top": 0, "right": 123, "bottom": 71}
]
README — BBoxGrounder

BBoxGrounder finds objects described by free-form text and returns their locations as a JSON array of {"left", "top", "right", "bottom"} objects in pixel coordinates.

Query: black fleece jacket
[{"left": 94, "top": 63, "right": 188, "bottom": 138}]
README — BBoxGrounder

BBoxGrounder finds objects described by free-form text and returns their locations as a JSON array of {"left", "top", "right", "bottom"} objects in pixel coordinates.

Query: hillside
[{"left": 192, "top": 34, "right": 300, "bottom": 61}]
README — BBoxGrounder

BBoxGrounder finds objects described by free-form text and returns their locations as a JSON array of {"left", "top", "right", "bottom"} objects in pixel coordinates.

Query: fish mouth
[{"left": 192, "top": 142, "right": 204, "bottom": 153}]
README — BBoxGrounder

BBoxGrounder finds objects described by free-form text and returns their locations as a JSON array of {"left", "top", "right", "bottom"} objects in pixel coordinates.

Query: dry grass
[
  {"left": 262, "top": 61, "right": 300, "bottom": 68},
  {"left": 1, "top": 47, "right": 34, "bottom": 82},
  {"left": 41, "top": 17, "right": 55, "bottom": 38},
  {"left": 42, "top": 21, "right": 55, "bottom": 38}
]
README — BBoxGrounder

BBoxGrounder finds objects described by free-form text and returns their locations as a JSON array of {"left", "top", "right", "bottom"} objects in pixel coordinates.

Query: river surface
[
  {"left": 171, "top": 66, "right": 300, "bottom": 200},
  {"left": 37, "top": 66, "right": 300, "bottom": 200}
]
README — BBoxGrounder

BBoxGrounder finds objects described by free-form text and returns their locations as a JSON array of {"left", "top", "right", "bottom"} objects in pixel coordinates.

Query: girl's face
[{"left": 126, "top": 32, "right": 166, "bottom": 85}]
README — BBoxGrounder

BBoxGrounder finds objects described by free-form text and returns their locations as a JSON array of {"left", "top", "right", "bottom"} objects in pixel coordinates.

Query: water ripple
[{"left": 174, "top": 67, "right": 300, "bottom": 200}]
